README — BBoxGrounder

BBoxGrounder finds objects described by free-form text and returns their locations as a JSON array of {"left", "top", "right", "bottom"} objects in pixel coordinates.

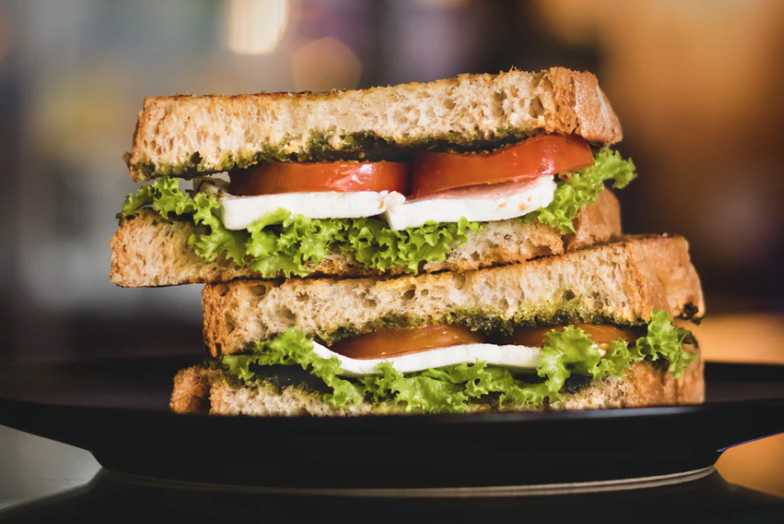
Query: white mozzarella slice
[
  {"left": 384, "top": 175, "right": 556, "bottom": 230},
  {"left": 311, "top": 341, "right": 541, "bottom": 377},
  {"left": 220, "top": 191, "right": 406, "bottom": 230}
]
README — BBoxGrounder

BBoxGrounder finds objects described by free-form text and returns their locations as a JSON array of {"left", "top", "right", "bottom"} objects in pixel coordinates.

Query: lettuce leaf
[
  {"left": 536, "top": 325, "right": 605, "bottom": 396},
  {"left": 535, "top": 311, "right": 695, "bottom": 403},
  {"left": 336, "top": 216, "right": 479, "bottom": 274},
  {"left": 361, "top": 362, "right": 555, "bottom": 414},
  {"left": 634, "top": 310, "right": 696, "bottom": 378},
  {"left": 533, "top": 149, "right": 637, "bottom": 233},
  {"left": 214, "top": 312, "right": 695, "bottom": 414},
  {"left": 221, "top": 329, "right": 365, "bottom": 407},
  {"left": 117, "top": 178, "right": 478, "bottom": 278}
]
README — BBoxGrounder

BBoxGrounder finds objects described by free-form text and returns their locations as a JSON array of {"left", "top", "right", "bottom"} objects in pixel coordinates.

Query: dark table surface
[
  {"left": 0, "top": 462, "right": 783, "bottom": 523},
  {"left": 1, "top": 359, "right": 783, "bottom": 522}
]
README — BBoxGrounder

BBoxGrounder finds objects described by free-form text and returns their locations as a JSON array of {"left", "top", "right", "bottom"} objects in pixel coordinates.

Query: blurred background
[{"left": 0, "top": 0, "right": 782, "bottom": 504}]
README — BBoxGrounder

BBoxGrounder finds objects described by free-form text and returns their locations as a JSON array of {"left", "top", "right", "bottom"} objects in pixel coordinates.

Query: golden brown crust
[
  {"left": 170, "top": 354, "right": 703, "bottom": 416},
  {"left": 567, "top": 70, "right": 624, "bottom": 144},
  {"left": 565, "top": 188, "right": 621, "bottom": 251},
  {"left": 676, "top": 348, "right": 705, "bottom": 404},
  {"left": 109, "top": 189, "right": 620, "bottom": 288},
  {"left": 127, "top": 67, "right": 622, "bottom": 181},
  {"left": 634, "top": 235, "right": 706, "bottom": 320},
  {"left": 201, "top": 235, "right": 704, "bottom": 357},
  {"left": 170, "top": 366, "right": 212, "bottom": 413}
]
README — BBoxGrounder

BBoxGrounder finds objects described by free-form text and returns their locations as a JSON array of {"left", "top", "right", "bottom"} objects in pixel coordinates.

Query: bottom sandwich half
[
  {"left": 172, "top": 235, "right": 706, "bottom": 416},
  {"left": 172, "top": 355, "right": 704, "bottom": 416}
]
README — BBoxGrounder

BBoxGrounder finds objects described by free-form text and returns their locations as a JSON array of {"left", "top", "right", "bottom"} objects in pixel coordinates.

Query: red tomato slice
[
  {"left": 329, "top": 325, "right": 484, "bottom": 360},
  {"left": 229, "top": 161, "right": 410, "bottom": 196},
  {"left": 509, "top": 324, "right": 638, "bottom": 348},
  {"left": 410, "top": 134, "right": 594, "bottom": 198}
]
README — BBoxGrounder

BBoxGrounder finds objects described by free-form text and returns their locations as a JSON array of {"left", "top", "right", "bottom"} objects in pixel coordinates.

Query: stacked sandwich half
[{"left": 111, "top": 67, "right": 705, "bottom": 415}]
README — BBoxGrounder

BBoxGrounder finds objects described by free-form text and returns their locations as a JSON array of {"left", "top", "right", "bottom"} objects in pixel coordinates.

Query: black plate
[{"left": 0, "top": 357, "right": 782, "bottom": 489}]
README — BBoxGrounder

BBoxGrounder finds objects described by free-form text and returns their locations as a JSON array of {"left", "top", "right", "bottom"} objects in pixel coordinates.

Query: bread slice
[
  {"left": 202, "top": 235, "right": 704, "bottom": 357},
  {"left": 109, "top": 187, "right": 620, "bottom": 288},
  {"left": 126, "top": 67, "right": 622, "bottom": 182},
  {"left": 170, "top": 352, "right": 704, "bottom": 415}
]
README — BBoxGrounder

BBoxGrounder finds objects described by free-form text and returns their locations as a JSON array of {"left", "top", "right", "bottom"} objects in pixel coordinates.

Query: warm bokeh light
[
  {"left": 697, "top": 312, "right": 784, "bottom": 497},
  {"left": 412, "top": 0, "right": 472, "bottom": 8},
  {"left": 291, "top": 37, "right": 362, "bottom": 92},
  {"left": 694, "top": 314, "right": 784, "bottom": 365},
  {"left": 0, "top": 9, "right": 12, "bottom": 68},
  {"left": 717, "top": 434, "right": 784, "bottom": 498},
  {"left": 225, "top": 0, "right": 290, "bottom": 55}
]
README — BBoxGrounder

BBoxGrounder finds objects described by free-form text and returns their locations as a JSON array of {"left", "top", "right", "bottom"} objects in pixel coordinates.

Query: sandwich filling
[
  {"left": 118, "top": 135, "right": 637, "bottom": 278},
  {"left": 218, "top": 174, "right": 557, "bottom": 230},
  {"left": 208, "top": 311, "right": 695, "bottom": 413}
]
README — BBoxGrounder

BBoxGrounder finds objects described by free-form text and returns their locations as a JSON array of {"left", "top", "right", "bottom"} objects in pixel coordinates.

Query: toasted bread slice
[
  {"left": 110, "top": 187, "right": 620, "bottom": 288},
  {"left": 126, "top": 67, "right": 622, "bottom": 181},
  {"left": 170, "top": 353, "right": 704, "bottom": 415},
  {"left": 201, "top": 235, "right": 704, "bottom": 357}
]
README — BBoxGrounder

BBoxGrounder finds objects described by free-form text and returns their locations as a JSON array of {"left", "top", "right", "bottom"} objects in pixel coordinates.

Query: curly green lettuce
[
  {"left": 536, "top": 311, "right": 695, "bottom": 399},
  {"left": 635, "top": 310, "right": 696, "bottom": 378},
  {"left": 222, "top": 329, "right": 365, "bottom": 407},
  {"left": 214, "top": 311, "right": 694, "bottom": 414},
  {"left": 117, "top": 178, "right": 479, "bottom": 278},
  {"left": 532, "top": 149, "right": 637, "bottom": 233}
]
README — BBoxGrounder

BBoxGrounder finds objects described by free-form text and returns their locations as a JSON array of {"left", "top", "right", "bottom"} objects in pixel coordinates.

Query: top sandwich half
[{"left": 112, "top": 67, "right": 633, "bottom": 287}]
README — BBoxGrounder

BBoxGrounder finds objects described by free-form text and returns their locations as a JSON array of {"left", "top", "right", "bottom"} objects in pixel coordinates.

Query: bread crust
[
  {"left": 170, "top": 351, "right": 704, "bottom": 416},
  {"left": 201, "top": 235, "right": 704, "bottom": 357},
  {"left": 110, "top": 188, "right": 620, "bottom": 288},
  {"left": 127, "top": 68, "right": 622, "bottom": 181}
]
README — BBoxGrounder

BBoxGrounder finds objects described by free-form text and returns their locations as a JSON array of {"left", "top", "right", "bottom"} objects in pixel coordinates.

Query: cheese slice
[
  {"left": 214, "top": 174, "right": 556, "bottom": 230},
  {"left": 311, "top": 341, "right": 542, "bottom": 377},
  {"left": 383, "top": 175, "right": 556, "bottom": 230},
  {"left": 220, "top": 191, "right": 406, "bottom": 230}
]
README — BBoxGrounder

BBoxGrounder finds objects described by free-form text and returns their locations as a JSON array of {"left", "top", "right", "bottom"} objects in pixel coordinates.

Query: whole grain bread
[
  {"left": 126, "top": 67, "right": 622, "bottom": 181},
  {"left": 109, "top": 187, "right": 620, "bottom": 288},
  {"left": 201, "top": 235, "right": 704, "bottom": 357},
  {"left": 170, "top": 351, "right": 704, "bottom": 416}
]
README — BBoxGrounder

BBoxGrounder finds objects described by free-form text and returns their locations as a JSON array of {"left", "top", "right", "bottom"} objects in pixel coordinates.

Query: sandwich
[
  {"left": 171, "top": 235, "right": 704, "bottom": 415},
  {"left": 111, "top": 67, "right": 706, "bottom": 416},
  {"left": 111, "top": 68, "right": 635, "bottom": 287}
]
